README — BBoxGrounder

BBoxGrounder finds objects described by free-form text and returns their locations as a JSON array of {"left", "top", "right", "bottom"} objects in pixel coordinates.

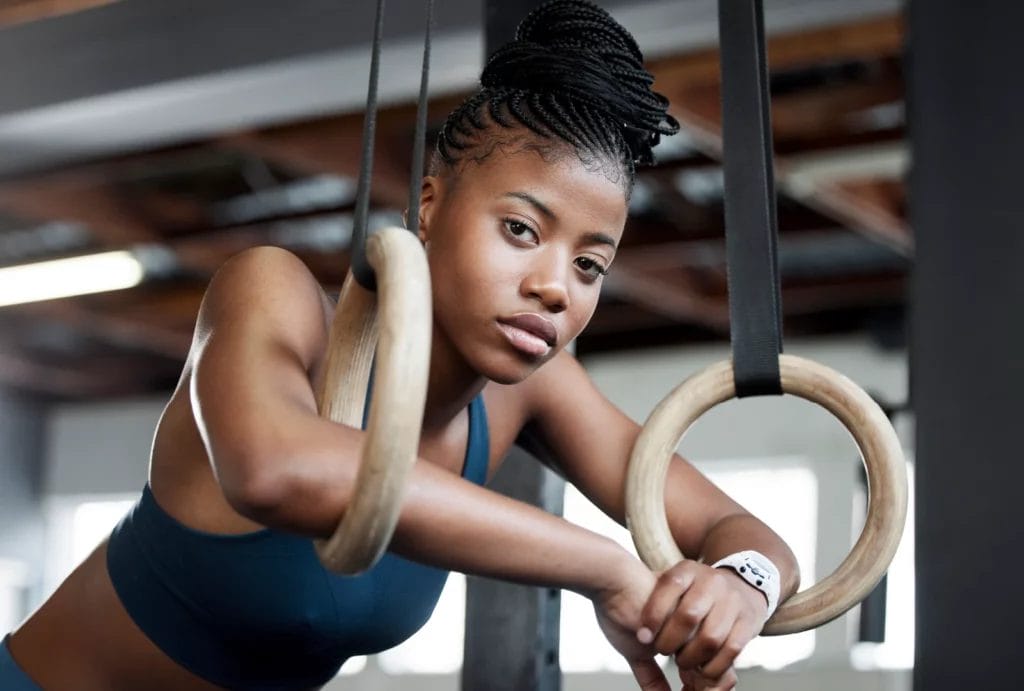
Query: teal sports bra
[{"left": 106, "top": 395, "right": 489, "bottom": 691}]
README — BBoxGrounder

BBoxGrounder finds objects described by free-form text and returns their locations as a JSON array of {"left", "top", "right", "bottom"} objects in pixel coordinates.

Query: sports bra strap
[{"left": 462, "top": 395, "right": 490, "bottom": 485}]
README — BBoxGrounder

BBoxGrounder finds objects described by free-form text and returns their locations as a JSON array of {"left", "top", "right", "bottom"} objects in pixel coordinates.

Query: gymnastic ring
[
  {"left": 314, "top": 226, "right": 432, "bottom": 575},
  {"left": 625, "top": 354, "right": 908, "bottom": 635}
]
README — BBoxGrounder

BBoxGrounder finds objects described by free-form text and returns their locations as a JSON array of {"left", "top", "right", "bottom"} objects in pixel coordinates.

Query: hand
[
  {"left": 592, "top": 558, "right": 672, "bottom": 690},
  {"left": 638, "top": 560, "right": 769, "bottom": 687}
]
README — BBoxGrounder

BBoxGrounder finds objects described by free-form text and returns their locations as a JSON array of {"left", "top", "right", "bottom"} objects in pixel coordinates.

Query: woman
[{"left": 3, "top": 2, "right": 799, "bottom": 689}]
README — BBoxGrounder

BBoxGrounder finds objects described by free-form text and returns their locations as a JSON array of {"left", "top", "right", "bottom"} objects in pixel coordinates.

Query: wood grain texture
[
  {"left": 625, "top": 354, "right": 908, "bottom": 635},
  {"left": 313, "top": 227, "right": 431, "bottom": 574}
]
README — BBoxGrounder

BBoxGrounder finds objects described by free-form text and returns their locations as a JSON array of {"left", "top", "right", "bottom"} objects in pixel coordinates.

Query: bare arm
[
  {"left": 188, "top": 246, "right": 634, "bottom": 598},
  {"left": 519, "top": 351, "right": 811, "bottom": 687},
  {"left": 523, "top": 350, "right": 799, "bottom": 595}
]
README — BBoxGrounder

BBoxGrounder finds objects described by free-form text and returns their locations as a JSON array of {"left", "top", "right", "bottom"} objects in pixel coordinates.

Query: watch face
[{"left": 745, "top": 562, "right": 769, "bottom": 583}]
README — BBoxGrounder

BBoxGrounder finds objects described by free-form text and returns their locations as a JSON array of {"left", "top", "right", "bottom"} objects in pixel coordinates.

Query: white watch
[{"left": 711, "top": 550, "right": 780, "bottom": 618}]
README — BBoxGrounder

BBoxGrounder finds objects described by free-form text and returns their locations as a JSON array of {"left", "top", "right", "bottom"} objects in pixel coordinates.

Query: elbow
[
  {"left": 219, "top": 452, "right": 294, "bottom": 525},
  {"left": 218, "top": 446, "right": 353, "bottom": 536}
]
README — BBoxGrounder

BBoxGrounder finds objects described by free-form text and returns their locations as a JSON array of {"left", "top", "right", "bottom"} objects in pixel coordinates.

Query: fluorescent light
[{"left": 0, "top": 250, "right": 144, "bottom": 307}]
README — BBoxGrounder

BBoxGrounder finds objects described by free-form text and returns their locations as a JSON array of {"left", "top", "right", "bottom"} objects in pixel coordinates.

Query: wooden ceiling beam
[
  {"left": 648, "top": 12, "right": 909, "bottom": 255},
  {"left": 788, "top": 177, "right": 910, "bottom": 254},
  {"left": 16, "top": 301, "right": 192, "bottom": 360},
  {"left": 0, "top": 176, "right": 160, "bottom": 245},
  {"left": 661, "top": 94, "right": 912, "bottom": 253},
  {"left": 603, "top": 262, "right": 730, "bottom": 331},
  {"left": 219, "top": 93, "right": 467, "bottom": 210},
  {"left": 0, "top": 0, "right": 115, "bottom": 28},
  {"left": 648, "top": 14, "right": 903, "bottom": 94}
]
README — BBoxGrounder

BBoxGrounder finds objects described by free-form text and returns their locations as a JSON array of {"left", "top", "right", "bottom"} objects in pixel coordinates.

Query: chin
[{"left": 472, "top": 349, "right": 548, "bottom": 385}]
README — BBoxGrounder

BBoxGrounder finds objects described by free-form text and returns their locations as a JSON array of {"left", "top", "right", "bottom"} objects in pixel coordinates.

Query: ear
[{"left": 414, "top": 175, "right": 443, "bottom": 244}]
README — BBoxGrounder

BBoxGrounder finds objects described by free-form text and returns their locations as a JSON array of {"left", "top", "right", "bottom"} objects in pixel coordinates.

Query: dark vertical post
[
  {"left": 461, "top": 9, "right": 562, "bottom": 689},
  {"left": 461, "top": 446, "right": 565, "bottom": 691},
  {"left": 909, "top": 1, "right": 1024, "bottom": 688}
]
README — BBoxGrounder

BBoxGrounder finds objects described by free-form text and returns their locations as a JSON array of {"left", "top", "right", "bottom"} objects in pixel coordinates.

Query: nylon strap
[
  {"left": 351, "top": 0, "right": 434, "bottom": 290},
  {"left": 718, "top": 0, "right": 784, "bottom": 397}
]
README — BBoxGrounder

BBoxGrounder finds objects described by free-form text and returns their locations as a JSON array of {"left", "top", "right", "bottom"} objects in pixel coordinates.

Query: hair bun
[{"left": 480, "top": 0, "right": 678, "bottom": 164}]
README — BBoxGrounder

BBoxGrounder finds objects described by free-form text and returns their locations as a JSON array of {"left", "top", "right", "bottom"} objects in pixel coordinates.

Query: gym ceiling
[{"left": 0, "top": 0, "right": 908, "bottom": 400}]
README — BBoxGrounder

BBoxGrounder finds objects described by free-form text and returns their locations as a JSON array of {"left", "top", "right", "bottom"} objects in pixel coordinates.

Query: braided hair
[{"left": 432, "top": 0, "right": 678, "bottom": 198}]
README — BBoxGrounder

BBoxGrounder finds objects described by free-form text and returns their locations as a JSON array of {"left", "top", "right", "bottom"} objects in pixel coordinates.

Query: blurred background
[{"left": 0, "top": 0, "right": 917, "bottom": 689}]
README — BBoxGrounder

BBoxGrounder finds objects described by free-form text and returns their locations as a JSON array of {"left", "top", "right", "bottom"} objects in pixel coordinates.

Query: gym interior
[{"left": 0, "top": 1, "right": 1019, "bottom": 689}]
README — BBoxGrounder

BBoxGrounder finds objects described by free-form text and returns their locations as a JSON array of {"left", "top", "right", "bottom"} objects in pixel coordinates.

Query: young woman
[{"left": 3, "top": 2, "right": 799, "bottom": 689}]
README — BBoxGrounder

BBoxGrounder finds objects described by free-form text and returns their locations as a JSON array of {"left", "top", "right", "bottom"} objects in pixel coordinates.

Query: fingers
[
  {"left": 639, "top": 562, "right": 698, "bottom": 647},
  {"left": 653, "top": 567, "right": 758, "bottom": 669},
  {"left": 673, "top": 598, "right": 738, "bottom": 671},
  {"left": 643, "top": 564, "right": 728, "bottom": 659},
  {"left": 698, "top": 625, "right": 753, "bottom": 680},
  {"left": 642, "top": 562, "right": 722, "bottom": 655},
  {"left": 680, "top": 666, "right": 738, "bottom": 691},
  {"left": 640, "top": 560, "right": 758, "bottom": 687},
  {"left": 629, "top": 658, "right": 671, "bottom": 691}
]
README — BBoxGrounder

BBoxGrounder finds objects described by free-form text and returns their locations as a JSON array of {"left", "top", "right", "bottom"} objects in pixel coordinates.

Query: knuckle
[
  {"left": 675, "top": 605, "right": 703, "bottom": 627},
  {"left": 701, "top": 662, "right": 726, "bottom": 680},
  {"left": 697, "top": 631, "right": 726, "bottom": 655},
  {"left": 662, "top": 563, "right": 693, "bottom": 587},
  {"left": 723, "top": 638, "right": 745, "bottom": 658},
  {"left": 658, "top": 569, "right": 679, "bottom": 587},
  {"left": 656, "top": 640, "right": 677, "bottom": 656}
]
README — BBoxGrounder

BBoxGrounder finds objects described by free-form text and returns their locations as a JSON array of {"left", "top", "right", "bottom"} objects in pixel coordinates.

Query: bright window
[
  {"left": 0, "top": 558, "right": 29, "bottom": 633},
  {"left": 43, "top": 495, "right": 135, "bottom": 596},
  {"left": 377, "top": 573, "right": 466, "bottom": 674}
]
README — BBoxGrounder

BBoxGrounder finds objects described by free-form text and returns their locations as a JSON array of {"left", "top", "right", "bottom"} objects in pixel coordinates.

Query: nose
[{"left": 521, "top": 249, "right": 569, "bottom": 314}]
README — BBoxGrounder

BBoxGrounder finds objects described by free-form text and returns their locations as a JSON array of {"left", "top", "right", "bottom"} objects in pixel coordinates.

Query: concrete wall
[{"left": 0, "top": 387, "right": 47, "bottom": 632}]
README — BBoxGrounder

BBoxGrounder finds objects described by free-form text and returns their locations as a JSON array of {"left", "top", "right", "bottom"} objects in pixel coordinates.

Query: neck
[{"left": 422, "top": 324, "right": 486, "bottom": 431}]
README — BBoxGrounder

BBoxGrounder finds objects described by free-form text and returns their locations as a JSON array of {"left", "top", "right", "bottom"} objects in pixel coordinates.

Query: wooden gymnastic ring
[
  {"left": 314, "top": 226, "right": 432, "bottom": 575},
  {"left": 625, "top": 354, "right": 908, "bottom": 635}
]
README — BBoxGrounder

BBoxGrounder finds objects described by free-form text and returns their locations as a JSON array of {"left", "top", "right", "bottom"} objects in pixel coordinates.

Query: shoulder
[
  {"left": 203, "top": 245, "right": 322, "bottom": 303},
  {"left": 482, "top": 350, "right": 606, "bottom": 437},
  {"left": 194, "top": 246, "right": 331, "bottom": 367},
  {"left": 519, "top": 349, "right": 601, "bottom": 419}
]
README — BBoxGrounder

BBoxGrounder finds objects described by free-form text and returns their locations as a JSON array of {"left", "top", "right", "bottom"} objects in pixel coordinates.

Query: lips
[{"left": 498, "top": 313, "right": 558, "bottom": 347}]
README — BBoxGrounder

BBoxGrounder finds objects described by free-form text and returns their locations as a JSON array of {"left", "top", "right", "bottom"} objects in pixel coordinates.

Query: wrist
[
  {"left": 586, "top": 540, "right": 648, "bottom": 602},
  {"left": 712, "top": 550, "right": 781, "bottom": 619},
  {"left": 721, "top": 568, "right": 770, "bottom": 616}
]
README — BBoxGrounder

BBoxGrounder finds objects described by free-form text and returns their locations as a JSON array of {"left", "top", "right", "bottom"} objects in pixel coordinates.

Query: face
[{"left": 417, "top": 143, "right": 628, "bottom": 385}]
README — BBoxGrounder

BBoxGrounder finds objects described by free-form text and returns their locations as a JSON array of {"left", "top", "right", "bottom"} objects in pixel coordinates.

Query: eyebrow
[
  {"left": 504, "top": 191, "right": 556, "bottom": 220},
  {"left": 503, "top": 191, "right": 619, "bottom": 250},
  {"left": 581, "top": 231, "right": 619, "bottom": 251}
]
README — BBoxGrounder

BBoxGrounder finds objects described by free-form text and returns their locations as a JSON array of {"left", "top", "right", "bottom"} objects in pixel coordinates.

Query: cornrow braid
[{"left": 432, "top": 0, "right": 678, "bottom": 196}]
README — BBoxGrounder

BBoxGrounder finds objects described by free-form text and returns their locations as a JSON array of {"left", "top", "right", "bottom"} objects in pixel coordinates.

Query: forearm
[
  {"left": 390, "top": 460, "right": 633, "bottom": 598},
  {"left": 698, "top": 512, "right": 800, "bottom": 601},
  {"left": 237, "top": 421, "right": 632, "bottom": 599}
]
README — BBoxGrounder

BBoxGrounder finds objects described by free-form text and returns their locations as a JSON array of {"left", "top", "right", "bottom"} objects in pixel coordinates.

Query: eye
[
  {"left": 502, "top": 218, "right": 539, "bottom": 245},
  {"left": 575, "top": 256, "right": 609, "bottom": 280}
]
